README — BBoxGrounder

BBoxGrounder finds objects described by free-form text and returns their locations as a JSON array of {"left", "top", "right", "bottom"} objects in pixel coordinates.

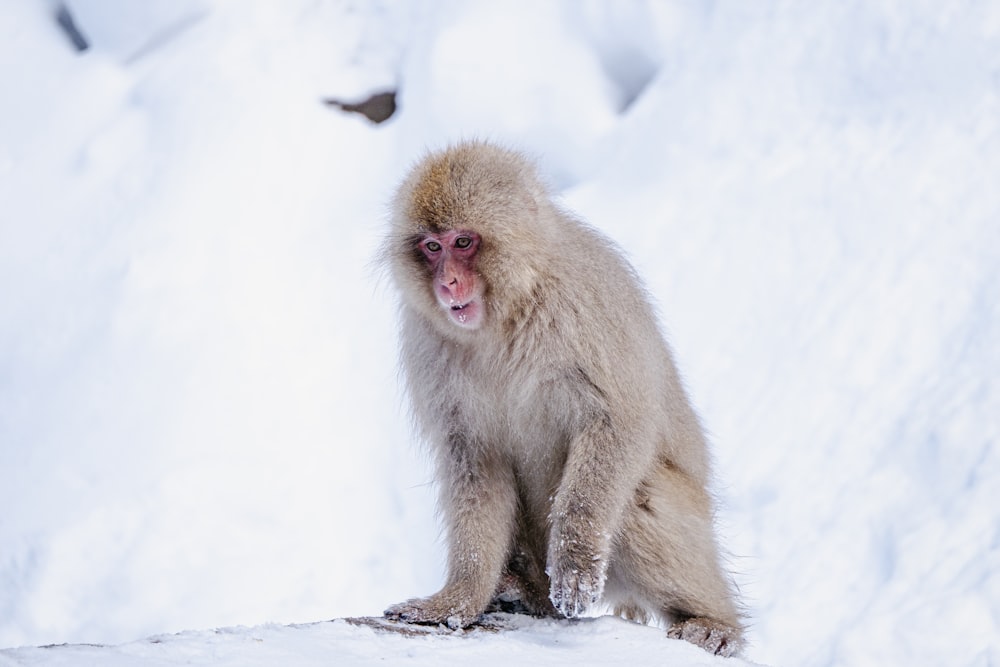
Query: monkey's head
[{"left": 385, "top": 141, "right": 554, "bottom": 337}]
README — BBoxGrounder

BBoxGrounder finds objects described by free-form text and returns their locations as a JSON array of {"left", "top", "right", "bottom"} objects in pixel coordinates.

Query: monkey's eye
[
  {"left": 424, "top": 240, "right": 442, "bottom": 253},
  {"left": 454, "top": 236, "right": 472, "bottom": 249}
]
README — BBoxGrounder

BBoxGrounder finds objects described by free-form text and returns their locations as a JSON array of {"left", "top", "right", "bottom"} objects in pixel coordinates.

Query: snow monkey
[{"left": 381, "top": 141, "right": 744, "bottom": 656}]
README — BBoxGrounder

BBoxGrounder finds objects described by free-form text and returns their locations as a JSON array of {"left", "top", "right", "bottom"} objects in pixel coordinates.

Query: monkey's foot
[
  {"left": 384, "top": 595, "right": 482, "bottom": 630},
  {"left": 487, "top": 573, "right": 559, "bottom": 617},
  {"left": 666, "top": 617, "right": 744, "bottom": 657}
]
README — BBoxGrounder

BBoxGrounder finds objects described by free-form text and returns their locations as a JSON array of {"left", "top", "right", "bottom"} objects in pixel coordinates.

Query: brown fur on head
[{"left": 399, "top": 141, "right": 547, "bottom": 234}]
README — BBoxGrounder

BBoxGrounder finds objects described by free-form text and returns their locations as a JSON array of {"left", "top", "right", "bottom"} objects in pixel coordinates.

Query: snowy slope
[
  {"left": 0, "top": 615, "right": 763, "bottom": 667},
  {"left": 1, "top": 2, "right": 998, "bottom": 666}
]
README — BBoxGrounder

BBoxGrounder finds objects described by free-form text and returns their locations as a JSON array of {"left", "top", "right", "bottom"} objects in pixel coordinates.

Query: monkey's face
[{"left": 416, "top": 229, "right": 485, "bottom": 329}]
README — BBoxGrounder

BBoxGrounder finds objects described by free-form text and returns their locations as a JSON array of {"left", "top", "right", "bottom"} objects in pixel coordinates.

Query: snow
[
  {"left": 0, "top": 615, "right": 760, "bottom": 667},
  {"left": 1, "top": 1, "right": 998, "bottom": 666}
]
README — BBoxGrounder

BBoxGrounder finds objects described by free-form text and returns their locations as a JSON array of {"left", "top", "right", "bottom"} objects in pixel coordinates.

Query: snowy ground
[
  {"left": 0, "top": 614, "right": 762, "bottom": 667},
  {"left": 1, "top": 2, "right": 998, "bottom": 666}
]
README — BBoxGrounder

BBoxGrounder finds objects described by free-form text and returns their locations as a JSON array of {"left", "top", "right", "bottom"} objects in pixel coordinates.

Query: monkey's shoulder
[{"left": 546, "top": 231, "right": 656, "bottom": 319}]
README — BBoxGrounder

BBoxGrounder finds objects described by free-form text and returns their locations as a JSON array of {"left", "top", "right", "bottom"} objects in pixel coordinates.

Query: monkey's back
[{"left": 531, "top": 212, "right": 711, "bottom": 483}]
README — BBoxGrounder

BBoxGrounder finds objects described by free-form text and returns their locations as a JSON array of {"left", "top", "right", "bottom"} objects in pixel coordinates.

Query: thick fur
[{"left": 381, "top": 141, "right": 744, "bottom": 656}]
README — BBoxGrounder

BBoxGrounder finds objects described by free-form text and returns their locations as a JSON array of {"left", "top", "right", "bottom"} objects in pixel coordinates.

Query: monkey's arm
[
  {"left": 385, "top": 433, "right": 518, "bottom": 629},
  {"left": 547, "top": 414, "right": 653, "bottom": 618}
]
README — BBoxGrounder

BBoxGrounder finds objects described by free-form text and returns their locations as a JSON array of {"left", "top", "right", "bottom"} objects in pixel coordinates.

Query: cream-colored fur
[{"left": 381, "top": 141, "right": 744, "bottom": 656}]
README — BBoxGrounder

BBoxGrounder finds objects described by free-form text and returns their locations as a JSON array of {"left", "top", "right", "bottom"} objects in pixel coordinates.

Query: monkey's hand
[
  {"left": 384, "top": 589, "right": 483, "bottom": 630},
  {"left": 546, "top": 547, "right": 608, "bottom": 619}
]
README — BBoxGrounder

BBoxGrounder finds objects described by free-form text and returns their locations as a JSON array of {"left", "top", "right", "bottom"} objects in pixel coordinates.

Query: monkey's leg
[
  {"left": 610, "top": 464, "right": 744, "bottom": 656},
  {"left": 486, "top": 571, "right": 557, "bottom": 616},
  {"left": 547, "top": 419, "right": 652, "bottom": 618},
  {"left": 487, "top": 515, "right": 558, "bottom": 617},
  {"left": 385, "top": 441, "right": 518, "bottom": 630}
]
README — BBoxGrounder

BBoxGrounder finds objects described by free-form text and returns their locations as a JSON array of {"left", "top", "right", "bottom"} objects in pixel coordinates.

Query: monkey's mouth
[{"left": 445, "top": 298, "right": 483, "bottom": 328}]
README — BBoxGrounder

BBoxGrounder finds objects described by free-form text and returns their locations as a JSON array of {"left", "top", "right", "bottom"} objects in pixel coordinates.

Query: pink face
[{"left": 418, "top": 229, "right": 484, "bottom": 329}]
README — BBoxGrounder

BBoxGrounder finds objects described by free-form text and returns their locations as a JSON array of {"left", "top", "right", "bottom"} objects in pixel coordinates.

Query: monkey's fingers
[{"left": 547, "top": 561, "right": 605, "bottom": 619}]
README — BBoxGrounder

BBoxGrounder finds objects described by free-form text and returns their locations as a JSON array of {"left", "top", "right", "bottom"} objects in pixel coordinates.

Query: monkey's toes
[
  {"left": 383, "top": 600, "right": 415, "bottom": 621},
  {"left": 666, "top": 617, "right": 744, "bottom": 657}
]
